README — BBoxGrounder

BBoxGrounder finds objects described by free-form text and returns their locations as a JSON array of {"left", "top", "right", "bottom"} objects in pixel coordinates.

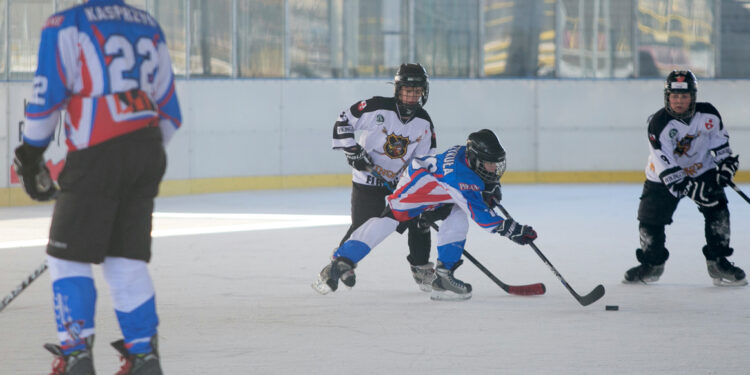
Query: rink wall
[{"left": 2, "top": 78, "right": 750, "bottom": 206}]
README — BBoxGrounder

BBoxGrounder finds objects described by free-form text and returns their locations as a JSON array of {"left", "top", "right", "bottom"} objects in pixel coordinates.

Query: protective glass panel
[
  {"left": 236, "top": 0, "right": 283, "bottom": 77},
  {"left": 636, "top": 0, "right": 716, "bottom": 78},
  {"left": 721, "top": 0, "right": 750, "bottom": 77},
  {"left": 413, "top": 0, "right": 480, "bottom": 77},
  {"left": 484, "top": 0, "right": 555, "bottom": 77},
  {"left": 153, "top": 0, "right": 187, "bottom": 76},
  {"left": 189, "top": 0, "right": 232, "bottom": 76},
  {"left": 288, "top": 0, "right": 333, "bottom": 78},
  {"left": 9, "top": 0, "right": 52, "bottom": 79}
]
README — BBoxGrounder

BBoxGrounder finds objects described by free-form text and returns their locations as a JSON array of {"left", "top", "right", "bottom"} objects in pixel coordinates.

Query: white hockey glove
[
  {"left": 344, "top": 145, "right": 374, "bottom": 172},
  {"left": 716, "top": 155, "right": 739, "bottom": 187}
]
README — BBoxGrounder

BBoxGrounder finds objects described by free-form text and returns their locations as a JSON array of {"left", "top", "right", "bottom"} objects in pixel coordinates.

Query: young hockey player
[
  {"left": 623, "top": 70, "right": 746, "bottom": 286},
  {"left": 13, "top": 1, "right": 181, "bottom": 373},
  {"left": 314, "top": 129, "right": 538, "bottom": 300},
  {"left": 331, "top": 63, "right": 438, "bottom": 292}
]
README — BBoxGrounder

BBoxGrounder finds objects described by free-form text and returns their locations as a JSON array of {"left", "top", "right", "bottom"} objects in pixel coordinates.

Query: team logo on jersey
[
  {"left": 382, "top": 132, "right": 412, "bottom": 159},
  {"left": 705, "top": 119, "right": 714, "bottom": 130},
  {"left": 674, "top": 133, "right": 698, "bottom": 157},
  {"left": 376, "top": 114, "right": 385, "bottom": 125},
  {"left": 669, "top": 129, "right": 678, "bottom": 138},
  {"left": 358, "top": 100, "right": 367, "bottom": 111}
]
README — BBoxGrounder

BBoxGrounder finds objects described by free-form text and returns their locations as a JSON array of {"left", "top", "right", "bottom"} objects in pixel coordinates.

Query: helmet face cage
[
  {"left": 466, "top": 129, "right": 507, "bottom": 184},
  {"left": 663, "top": 70, "right": 697, "bottom": 120},
  {"left": 394, "top": 63, "right": 429, "bottom": 109}
]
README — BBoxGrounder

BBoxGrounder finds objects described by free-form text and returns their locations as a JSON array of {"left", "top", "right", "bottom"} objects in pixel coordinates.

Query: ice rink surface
[{"left": 1, "top": 184, "right": 749, "bottom": 374}]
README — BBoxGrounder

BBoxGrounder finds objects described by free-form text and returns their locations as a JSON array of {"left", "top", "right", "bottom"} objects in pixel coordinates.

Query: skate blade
[
  {"left": 311, "top": 277, "right": 332, "bottom": 295},
  {"left": 430, "top": 290, "right": 472, "bottom": 301},
  {"left": 712, "top": 277, "right": 748, "bottom": 287}
]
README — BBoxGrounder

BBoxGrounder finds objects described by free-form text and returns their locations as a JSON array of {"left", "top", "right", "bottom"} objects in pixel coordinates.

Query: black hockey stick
[
  {"left": 368, "top": 169, "right": 545, "bottom": 296},
  {"left": 496, "top": 204, "right": 605, "bottom": 306},
  {"left": 0, "top": 261, "right": 47, "bottom": 313},
  {"left": 727, "top": 181, "right": 750, "bottom": 204}
]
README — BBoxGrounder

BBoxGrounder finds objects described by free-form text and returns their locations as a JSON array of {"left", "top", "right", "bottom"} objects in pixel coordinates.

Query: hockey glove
[
  {"left": 344, "top": 145, "right": 374, "bottom": 172},
  {"left": 495, "top": 218, "right": 537, "bottom": 245},
  {"left": 683, "top": 178, "right": 719, "bottom": 208},
  {"left": 716, "top": 155, "right": 739, "bottom": 187},
  {"left": 13, "top": 144, "right": 58, "bottom": 201},
  {"left": 482, "top": 183, "right": 502, "bottom": 209}
]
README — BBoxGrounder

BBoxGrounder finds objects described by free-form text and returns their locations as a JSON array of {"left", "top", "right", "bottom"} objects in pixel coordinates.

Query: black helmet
[
  {"left": 394, "top": 63, "right": 429, "bottom": 113},
  {"left": 466, "top": 129, "right": 507, "bottom": 184},
  {"left": 664, "top": 70, "right": 697, "bottom": 120}
]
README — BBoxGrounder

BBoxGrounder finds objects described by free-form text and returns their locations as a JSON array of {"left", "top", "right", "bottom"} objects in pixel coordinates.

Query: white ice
[{"left": 1, "top": 184, "right": 749, "bottom": 374}]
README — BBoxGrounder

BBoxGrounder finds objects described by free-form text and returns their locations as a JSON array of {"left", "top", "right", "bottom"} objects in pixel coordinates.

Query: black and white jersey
[
  {"left": 645, "top": 102, "right": 732, "bottom": 191},
  {"left": 332, "top": 96, "right": 436, "bottom": 186}
]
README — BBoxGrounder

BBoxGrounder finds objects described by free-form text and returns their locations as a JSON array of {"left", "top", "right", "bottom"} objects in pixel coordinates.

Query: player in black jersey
[
  {"left": 328, "top": 63, "right": 439, "bottom": 292},
  {"left": 624, "top": 70, "right": 746, "bottom": 286}
]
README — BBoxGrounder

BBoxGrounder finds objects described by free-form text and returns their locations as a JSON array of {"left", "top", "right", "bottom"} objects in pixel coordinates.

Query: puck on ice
[{"left": 605, "top": 305, "right": 619, "bottom": 311}]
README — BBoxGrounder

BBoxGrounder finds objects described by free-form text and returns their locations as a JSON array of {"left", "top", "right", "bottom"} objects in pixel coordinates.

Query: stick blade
[
  {"left": 507, "top": 283, "right": 546, "bottom": 296},
  {"left": 577, "top": 284, "right": 605, "bottom": 306}
]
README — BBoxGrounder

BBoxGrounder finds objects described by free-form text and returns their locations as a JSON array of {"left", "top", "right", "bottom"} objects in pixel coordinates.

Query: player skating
[
  {"left": 623, "top": 70, "right": 746, "bottom": 286},
  {"left": 314, "top": 129, "right": 538, "bottom": 300},
  {"left": 13, "top": 1, "right": 181, "bottom": 373},
  {"left": 331, "top": 63, "right": 439, "bottom": 292}
]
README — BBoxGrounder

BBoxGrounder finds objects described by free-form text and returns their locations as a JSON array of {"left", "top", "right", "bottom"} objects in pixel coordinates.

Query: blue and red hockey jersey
[{"left": 23, "top": 0, "right": 181, "bottom": 151}]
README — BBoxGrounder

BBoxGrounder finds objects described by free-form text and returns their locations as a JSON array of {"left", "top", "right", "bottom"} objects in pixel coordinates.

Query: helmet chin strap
[{"left": 396, "top": 101, "right": 417, "bottom": 123}]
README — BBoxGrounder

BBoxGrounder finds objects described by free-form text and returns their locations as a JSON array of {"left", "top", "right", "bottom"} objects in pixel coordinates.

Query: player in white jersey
[
  {"left": 12, "top": 1, "right": 181, "bottom": 374},
  {"left": 623, "top": 70, "right": 746, "bottom": 286},
  {"left": 331, "top": 63, "right": 439, "bottom": 291},
  {"left": 314, "top": 129, "right": 538, "bottom": 300}
]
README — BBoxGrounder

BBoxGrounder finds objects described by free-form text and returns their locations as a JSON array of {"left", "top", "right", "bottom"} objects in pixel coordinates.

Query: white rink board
[{"left": 2, "top": 79, "right": 750, "bottom": 188}]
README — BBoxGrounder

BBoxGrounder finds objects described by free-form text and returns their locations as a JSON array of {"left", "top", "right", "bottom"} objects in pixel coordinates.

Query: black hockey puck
[{"left": 605, "top": 305, "right": 619, "bottom": 311}]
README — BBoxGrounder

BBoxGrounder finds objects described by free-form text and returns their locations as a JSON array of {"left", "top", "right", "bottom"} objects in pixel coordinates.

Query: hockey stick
[
  {"left": 727, "top": 181, "right": 750, "bottom": 204},
  {"left": 0, "top": 260, "right": 47, "bottom": 313},
  {"left": 368, "top": 168, "right": 545, "bottom": 296},
  {"left": 496, "top": 204, "right": 605, "bottom": 306}
]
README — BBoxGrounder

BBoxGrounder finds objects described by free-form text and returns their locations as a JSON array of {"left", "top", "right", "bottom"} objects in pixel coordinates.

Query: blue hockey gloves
[
  {"left": 344, "top": 145, "right": 374, "bottom": 172},
  {"left": 13, "top": 144, "right": 58, "bottom": 201},
  {"left": 717, "top": 155, "right": 739, "bottom": 187},
  {"left": 495, "top": 218, "right": 537, "bottom": 245}
]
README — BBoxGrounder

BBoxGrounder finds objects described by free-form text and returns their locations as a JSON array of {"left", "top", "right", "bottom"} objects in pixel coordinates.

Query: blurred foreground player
[{"left": 14, "top": 1, "right": 181, "bottom": 373}]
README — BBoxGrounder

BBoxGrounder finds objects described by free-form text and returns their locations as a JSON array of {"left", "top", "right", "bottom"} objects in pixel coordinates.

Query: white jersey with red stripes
[
  {"left": 388, "top": 145, "right": 505, "bottom": 232},
  {"left": 23, "top": 0, "right": 181, "bottom": 151}
]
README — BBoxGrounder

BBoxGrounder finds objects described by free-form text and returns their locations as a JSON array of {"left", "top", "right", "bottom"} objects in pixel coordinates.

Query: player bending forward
[{"left": 312, "top": 129, "right": 538, "bottom": 300}]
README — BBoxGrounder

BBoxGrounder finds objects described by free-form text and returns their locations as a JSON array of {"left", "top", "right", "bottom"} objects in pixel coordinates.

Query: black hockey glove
[
  {"left": 495, "top": 218, "right": 537, "bottom": 245},
  {"left": 344, "top": 145, "right": 374, "bottom": 172},
  {"left": 716, "top": 155, "right": 739, "bottom": 187},
  {"left": 482, "top": 183, "right": 502, "bottom": 209},
  {"left": 13, "top": 144, "right": 58, "bottom": 201},
  {"left": 683, "top": 178, "right": 719, "bottom": 208}
]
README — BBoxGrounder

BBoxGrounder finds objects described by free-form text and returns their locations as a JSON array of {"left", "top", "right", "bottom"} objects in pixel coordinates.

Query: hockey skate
[
  {"left": 410, "top": 262, "right": 435, "bottom": 292},
  {"left": 44, "top": 335, "right": 95, "bottom": 375},
  {"left": 111, "top": 336, "right": 162, "bottom": 375},
  {"left": 430, "top": 260, "right": 472, "bottom": 301},
  {"left": 706, "top": 257, "right": 748, "bottom": 286},
  {"left": 311, "top": 257, "right": 356, "bottom": 295},
  {"left": 623, "top": 263, "right": 665, "bottom": 283}
]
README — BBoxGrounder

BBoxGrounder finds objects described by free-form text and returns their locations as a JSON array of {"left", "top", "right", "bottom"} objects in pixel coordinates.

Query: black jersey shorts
[{"left": 47, "top": 128, "right": 166, "bottom": 264}]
